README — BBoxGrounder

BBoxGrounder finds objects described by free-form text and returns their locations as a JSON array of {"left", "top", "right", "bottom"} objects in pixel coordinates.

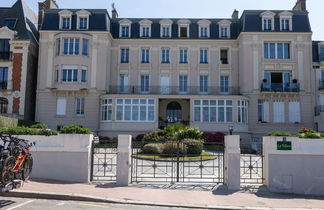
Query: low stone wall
[
  {"left": 17, "top": 134, "right": 93, "bottom": 183},
  {"left": 263, "top": 137, "right": 324, "bottom": 196}
]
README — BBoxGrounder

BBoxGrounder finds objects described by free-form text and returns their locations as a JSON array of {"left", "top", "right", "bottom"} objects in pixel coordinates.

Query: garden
[{"left": 266, "top": 127, "right": 324, "bottom": 139}]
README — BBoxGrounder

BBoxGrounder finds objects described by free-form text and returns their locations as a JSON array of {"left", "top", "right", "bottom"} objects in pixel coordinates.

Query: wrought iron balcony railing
[
  {"left": 319, "top": 80, "right": 324, "bottom": 90},
  {"left": 261, "top": 83, "right": 300, "bottom": 93},
  {"left": 315, "top": 105, "right": 324, "bottom": 116},
  {"left": 0, "top": 52, "right": 13, "bottom": 61},
  {"left": 0, "top": 82, "right": 7, "bottom": 90},
  {"left": 108, "top": 86, "right": 240, "bottom": 95}
]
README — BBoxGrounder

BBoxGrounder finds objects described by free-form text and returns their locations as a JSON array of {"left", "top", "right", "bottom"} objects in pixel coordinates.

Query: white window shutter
[
  {"left": 56, "top": 98, "right": 67, "bottom": 115},
  {"left": 274, "top": 101, "right": 284, "bottom": 123}
]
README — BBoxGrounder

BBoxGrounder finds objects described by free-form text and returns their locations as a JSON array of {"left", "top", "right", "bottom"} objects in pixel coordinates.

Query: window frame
[
  {"left": 115, "top": 98, "right": 155, "bottom": 122},
  {"left": 120, "top": 47, "right": 130, "bottom": 63},
  {"left": 75, "top": 98, "right": 85, "bottom": 116},
  {"left": 63, "top": 38, "right": 80, "bottom": 56},
  {"left": 194, "top": 99, "right": 233, "bottom": 123},
  {"left": 101, "top": 99, "right": 113, "bottom": 121}
]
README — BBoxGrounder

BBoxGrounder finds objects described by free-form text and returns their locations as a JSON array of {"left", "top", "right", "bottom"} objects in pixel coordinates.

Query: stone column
[
  {"left": 224, "top": 135, "right": 240, "bottom": 190},
  {"left": 116, "top": 135, "right": 132, "bottom": 186}
]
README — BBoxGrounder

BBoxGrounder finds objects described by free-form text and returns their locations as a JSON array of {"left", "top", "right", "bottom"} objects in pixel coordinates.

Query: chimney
[
  {"left": 293, "top": 0, "right": 306, "bottom": 10},
  {"left": 232, "top": 9, "right": 239, "bottom": 19},
  {"left": 38, "top": 0, "right": 59, "bottom": 30},
  {"left": 111, "top": 3, "right": 118, "bottom": 19}
]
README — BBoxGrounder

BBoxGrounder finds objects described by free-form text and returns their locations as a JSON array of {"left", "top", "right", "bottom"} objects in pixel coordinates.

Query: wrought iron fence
[{"left": 261, "top": 83, "right": 300, "bottom": 92}]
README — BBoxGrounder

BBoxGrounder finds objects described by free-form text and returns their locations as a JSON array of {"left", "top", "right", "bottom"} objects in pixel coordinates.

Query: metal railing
[
  {"left": 315, "top": 105, "right": 324, "bottom": 116},
  {"left": 0, "top": 52, "right": 13, "bottom": 61},
  {"left": 0, "top": 82, "right": 7, "bottom": 90},
  {"left": 261, "top": 83, "right": 300, "bottom": 92},
  {"left": 319, "top": 80, "right": 324, "bottom": 90},
  {"left": 108, "top": 86, "right": 240, "bottom": 95}
]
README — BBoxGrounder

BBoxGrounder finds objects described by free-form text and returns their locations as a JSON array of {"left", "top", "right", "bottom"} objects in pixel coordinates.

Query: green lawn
[{"left": 134, "top": 152, "right": 218, "bottom": 162}]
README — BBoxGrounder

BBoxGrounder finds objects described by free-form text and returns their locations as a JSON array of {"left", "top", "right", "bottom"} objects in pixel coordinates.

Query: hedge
[
  {"left": 0, "top": 127, "right": 58, "bottom": 136},
  {"left": 142, "top": 143, "right": 163, "bottom": 154},
  {"left": 60, "top": 124, "right": 92, "bottom": 134},
  {"left": 183, "top": 139, "right": 203, "bottom": 155}
]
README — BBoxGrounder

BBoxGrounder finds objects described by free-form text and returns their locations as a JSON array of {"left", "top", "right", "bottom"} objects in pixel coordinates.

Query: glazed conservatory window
[
  {"left": 101, "top": 99, "right": 112, "bottom": 121},
  {"left": 237, "top": 100, "right": 248, "bottom": 123},
  {"left": 194, "top": 100, "right": 233, "bottom": 123},
  {"left": 116, "top": 98, "right": 155, "bottom": 121}
]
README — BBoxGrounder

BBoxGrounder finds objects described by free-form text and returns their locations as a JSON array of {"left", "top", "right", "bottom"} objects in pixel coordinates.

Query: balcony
[
  {"left": 108, "top": 86, "right": 240, "bottom": 95},
  {"left": 315, "top": 105, "right": 324, "bottom": 116},
  {"left": 261, "top": 83, "right": 300, "bottom": 93},
  {"left": 319, "top": 80, "right": 324, "bottom": 90},
  {"left": 0, "top": 52, "right": 13, "bottom": 61},
  {"left": 0, "top": 82, "right": 7, "bottom": 90}
]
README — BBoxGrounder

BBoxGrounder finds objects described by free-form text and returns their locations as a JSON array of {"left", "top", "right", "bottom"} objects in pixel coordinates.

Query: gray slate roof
[{"left": 0, "top": 0, "right": 38, "bottom": 45}]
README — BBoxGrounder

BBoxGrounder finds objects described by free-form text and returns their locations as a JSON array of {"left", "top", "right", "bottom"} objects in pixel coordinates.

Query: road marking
[
  {"left": 56, "top": 202, "right": 65, "bottom": 206},
  {"left": 73, "top": 202, "right": 107, "bottom": 208},
  {"left": 6, "top": 199, "right": 35, "bottom": 210}
]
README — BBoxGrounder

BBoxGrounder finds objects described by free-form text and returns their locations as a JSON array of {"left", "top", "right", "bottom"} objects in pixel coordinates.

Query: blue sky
[{"left": 3, "top": 0, "right": 324, "bottom": 40}]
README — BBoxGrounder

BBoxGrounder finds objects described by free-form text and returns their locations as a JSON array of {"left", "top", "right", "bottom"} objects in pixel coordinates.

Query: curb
[{"left": 0, "top": 190, "right": 264, "bottom": 210}]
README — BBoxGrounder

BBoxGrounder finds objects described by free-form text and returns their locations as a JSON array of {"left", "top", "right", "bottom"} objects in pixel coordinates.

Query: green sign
[{"left": 277, "top": 141, "right": 292, "bottom": 151}]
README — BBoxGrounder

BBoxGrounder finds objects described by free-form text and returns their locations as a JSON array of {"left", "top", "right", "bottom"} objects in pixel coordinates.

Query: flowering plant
[{"left": 298, "top": 127, "right": 315, "bottom": 134}]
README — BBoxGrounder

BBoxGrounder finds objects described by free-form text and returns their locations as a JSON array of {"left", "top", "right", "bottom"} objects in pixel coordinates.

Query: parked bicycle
[{"left": 0, "top": 134, "right": 34, "bottom": 190}]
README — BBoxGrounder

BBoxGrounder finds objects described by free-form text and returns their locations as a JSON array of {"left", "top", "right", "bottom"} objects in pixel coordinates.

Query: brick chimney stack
[
  {"left": 293, "top": 0, "right": 306, "bottom": 11},
  {"left": 38, "top": 0, "right": 59, "bottom": 30},
  {"left": 232, "top": 9, "right": 239, "bottom": 19}
]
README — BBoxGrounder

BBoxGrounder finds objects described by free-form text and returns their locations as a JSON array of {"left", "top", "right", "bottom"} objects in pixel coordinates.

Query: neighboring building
[
  {"left": 0, "top": 0, "right": 39, "bottom": 120},
  {"left": 313, "top": 41, "right": 324, "bottom": 131},
  {"left": 36, "top": 0, "right": 315, "bottom": 140}
]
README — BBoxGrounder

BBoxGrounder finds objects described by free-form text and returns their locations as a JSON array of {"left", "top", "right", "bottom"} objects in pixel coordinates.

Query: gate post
[
  {"left": 224, "top": 135, "right": 240, "bottom": 190},
  {"left": 116, "top": 135, "right": 132, "bottom": 186}
]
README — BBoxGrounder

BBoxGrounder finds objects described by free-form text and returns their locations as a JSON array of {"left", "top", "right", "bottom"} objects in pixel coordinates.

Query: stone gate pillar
[
  {"left": 224, "top": 135, "right": 240, "bottom": 190},
  {"left": 116, "top": 135, "right": 132, "bottom": 186}
]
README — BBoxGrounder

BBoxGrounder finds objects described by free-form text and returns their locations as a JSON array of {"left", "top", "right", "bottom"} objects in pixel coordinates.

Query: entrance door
[
  {"left": 166, "top": 101, "right": 182, "bottom": 124},
  {"left": 160, "top": 76, "right": 170, "bottom": 94}
]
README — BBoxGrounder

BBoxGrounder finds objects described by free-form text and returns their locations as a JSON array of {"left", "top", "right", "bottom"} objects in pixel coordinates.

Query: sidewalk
[{"left": 3, "top": 178, "right": 324, "bottom": 209}]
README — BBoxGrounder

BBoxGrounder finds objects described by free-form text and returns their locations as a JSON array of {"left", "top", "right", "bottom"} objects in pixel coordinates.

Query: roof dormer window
[
  {"left": 260, "top": 11, "right": 275, "bottom": 31},
  {"left": 119, "top": 19, "right": 132, "bottom": 38},
  {"left": 177, "top": 19, "right": 191, "bottom": 38},
  {"left": 279, "top": 11, "right": 293, "bottom": 31},
  {"left": 218, "top": 20, "right": 231, "bottom": 39},
  {"left": 59, "top": 10, "right": 73, "bottom": 30},
  {"left": 76, "top": 10, "right": 90, "bottom": 30},
  {"left": 160, "top": 19, "right": 173, "bottom": 38},
  {"left": 198, "top": 20, "right": 211, "bottom": 38},
  {"left": 139, "top": 19, "right": 152, "bottom": 38}
]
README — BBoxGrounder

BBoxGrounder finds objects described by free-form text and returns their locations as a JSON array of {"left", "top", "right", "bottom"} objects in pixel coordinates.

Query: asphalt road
[{"left": 0, "top": 197, "right": 192, "bottom": 210}]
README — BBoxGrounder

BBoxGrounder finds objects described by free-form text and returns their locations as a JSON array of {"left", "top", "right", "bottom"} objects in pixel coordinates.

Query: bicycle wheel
[
  {"left": 1, "top": 156, "right": 16, "bottom": 185},
  {"left": 22, "top": 155, "right": 33, "bottom": 181}
]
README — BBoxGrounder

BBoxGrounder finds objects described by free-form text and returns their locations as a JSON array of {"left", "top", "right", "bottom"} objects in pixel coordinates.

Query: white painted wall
[
  {"left": 17, "top": 134, "right": 93, "bottom": 183},
  {"left": 263, "top": 136, "right": 324, "bottom": 196}
]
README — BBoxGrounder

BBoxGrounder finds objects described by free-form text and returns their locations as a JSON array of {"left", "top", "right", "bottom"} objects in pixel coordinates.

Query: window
[
  {"left": 180, "top": 27, "right": 188, "bottom": 38},
  {"left": 220, "top": 76, "right": 229, "bottom": 93},
  {"left": 81, "top": 66, "right": 87, "bottom": 83},
  {"left": 220, "top": 27, "right": 228, "bottom": 38},
  {"left": 140, "top": 75, "right": 149, "bottom": 92},
  {"left": 179, "top": 49, "right": 188, "bottom": 63},
  {"left": 179, "top": 75, "right": 188, "bottom": 93},
  {"left": 321, "top": 69, "right": 324, "bottom": 81},
  {"left": 142, "top": 27, "right": 150, "bottom": 37},
  {"left": 0, "top": 97, "right": 8, "bottom": 114},
  {"left": 55, "top": 39, "right": 60, "bottom": 56},
  {"left": 62, "top": 17, "right": 71, "bottom": 29},
  {"left": 79, "top": 17, "right": 88, "bottom": 29},
  {"left": 119, "top": 74, "right": 129, "bottom": 93},
  {"left": 263, "top": 72, "right": 291, "bottom": 91},
  {"left": 200, "top": 27, "right": 208, "bottom": 38},
  {"left": 200, "top": 49, "right": 208, "bottom": 64},
  {"left": 75, "top": 98, "right": 85, "bottom": 116},
  {"left": 320, "top": 47, "right": 324, "bottom": 62},
  {"left": 199, "top": 75, "right": 208, "bottom": 93},
  {"left": 63, "top": 38, "right": 80, "bottom": 55},
  {"left": 161, "top": 48, "right": 170, "bottom": 63},
  {"left": 0, "top": 39, "right": 10, "bottom": 52},
  {"left": 263, "top": 19, "right": 272, "bottom": 31},
  {"left": 220, "top": 49, "right": 228, "bottom": 64},
  {"left": 0, "top": 67, "right": 8, "bottom": 90},
  {"left": 289, "top": 101, "right": 300, "bottom": 123},
  {"left": 62, "top": 66, "right": 78, "bottom": 83},
  {"left": 82, "top": 39, "right": 88, "bottom": 56},
  {"left": 281, "top": 19, "right": 290, "bottom": 31},
  {"left": 273, "top": 100, "right": 285, "bottom": 123},
  {"left": 101, "top": 99, "right": 112, "bottom": 121},
  {"left": 120, "top": 48, "right": 129, "bottom": 63},
  {"left": 121, "top": 25, "right": 130, "bottom": 37},
  {"left": 56, "top": 98, "right": 66, "bottom": 115},
  {"left": 238, "top": 100, "right": 248, "bottom": 123},
  {"left": 162, "top": 26, "right": 170, "bottom": 38},
  {"left": 264, "top": 43, "right": 290, "bottom": 59},
  {"left": 141, "top": 48, "right": 150, "bottom": 63},
  {"left": 116, "top": 98, "right": 155, "bottom": 121},
  {"left": 258, "top": 100, "right": 269, "bottom": 122},
  {"left": 194, "top": 100, "right": 233, "bottom": 123},
  {"left": 5, "top": 19, "right": 17, "bottom": 30}
]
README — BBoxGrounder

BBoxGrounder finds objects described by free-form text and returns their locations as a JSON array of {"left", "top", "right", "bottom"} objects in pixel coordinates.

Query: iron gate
[
  {"left": 90, "top": 141, "right": 117, "bottom": 182},
  {"left": 131, "top": 142, "right": 224, "bottom": 184},
  {"left": 240, "top": 142, "right": 263, "bottom": 184}
]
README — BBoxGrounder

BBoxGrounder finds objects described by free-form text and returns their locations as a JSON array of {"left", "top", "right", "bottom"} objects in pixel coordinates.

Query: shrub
[
  {"left": 183, "top": 139, "right": 203, "bottom": 155},
  {"left": 321, "top": 133, "right": 324, "bottom": 138},
  {"left": 298, "top": 127, "right": 316, "bottom": 134},
  {"left": 135, "top": 134, "right": 145, "bottom": 141},
  {"left": 37, "top": 129, "right": 59, "bottom": 136},
  {"left": 142, "top": 129, "right": 166, "bottom": 143},
  {"left": 31, "top": 123, "right": 48, "bottom": 129},
  {"left": 161, "top": 142, "right": 187, "bottom": 155},
  {"left": 0, "top": 126, "right": 58, "bottom": 136},
  {"left": 0, "top": 116, "right": 18, "bottom": 127},
  {"left": 142, "top": 143, "right": 163, "bottom": 154},
  {"left": 60, "top": 125, "right": 92, "bottom": 134},
  {"left": 175, "top": 126, "right": 203, "bottom": 141},
  {"left": 266, "top": 131, "right": 292, "bottom": 136},
  {"left": 18, "top": 119, "right": 38, "bottom": 127},
  {"left": 302, "top": 132, "right": 321, "bottom": 139}
]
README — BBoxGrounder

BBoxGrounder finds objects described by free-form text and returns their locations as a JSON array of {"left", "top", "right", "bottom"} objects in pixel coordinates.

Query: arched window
[
  {"left": 0, "top": 97, "right": 8, "bottom": 114},
  {"left": 166, "top": 101, "right": 182, "bottom": 124}
]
